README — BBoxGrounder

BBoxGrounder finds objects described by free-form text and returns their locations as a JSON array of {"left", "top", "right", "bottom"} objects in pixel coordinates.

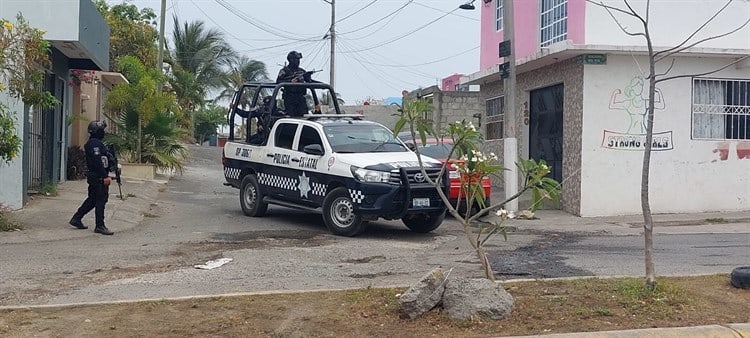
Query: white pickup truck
[{"left": 222, "top": 81, "right": 447, "bottom": 236}]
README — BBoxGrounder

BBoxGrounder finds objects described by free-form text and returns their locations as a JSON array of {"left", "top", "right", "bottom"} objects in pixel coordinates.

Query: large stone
[
  {"left": 442, "top": 277, "right": 514, "bottom": 320},
  {"left": 398, "top": 268, "right": 447, "bottom": 319}
]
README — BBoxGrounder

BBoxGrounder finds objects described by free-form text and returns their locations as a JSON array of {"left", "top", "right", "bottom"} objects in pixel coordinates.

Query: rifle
[
  {"left": 107, "top": 144, "right": 124, "bottom": 200},
  {"left": 292, "top": 69, "right": 322, "bottom": 83}
]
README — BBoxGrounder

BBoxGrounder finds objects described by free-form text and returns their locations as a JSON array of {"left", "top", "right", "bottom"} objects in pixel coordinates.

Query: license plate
[{"left": 412, "top": 198, "right": 430, "bottom": 208}]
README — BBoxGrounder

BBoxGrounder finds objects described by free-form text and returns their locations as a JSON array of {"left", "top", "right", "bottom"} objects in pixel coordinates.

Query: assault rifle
[{"left": 107, "top": 144, "right": 124, "bottom": 200}]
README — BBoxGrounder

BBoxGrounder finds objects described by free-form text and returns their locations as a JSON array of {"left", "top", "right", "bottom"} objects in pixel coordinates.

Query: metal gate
[
  {"left": 26, "top": 74, "right": 55, "bottom": 192},
  {"left": 529, "top": 84, "right": 564, "bottom": 183}
]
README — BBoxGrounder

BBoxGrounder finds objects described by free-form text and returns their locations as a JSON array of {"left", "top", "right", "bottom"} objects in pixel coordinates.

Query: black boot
[
  {"left": 94, "top": 225, "right": 114, "bottom": 235},
  {"left": 69, "top": 218, "right": 87, "bottom": 229}
]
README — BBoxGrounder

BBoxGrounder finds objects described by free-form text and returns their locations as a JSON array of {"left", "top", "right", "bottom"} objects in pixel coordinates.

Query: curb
[{"left": 504, "top": 323, "right": 750, "bottom": 337}]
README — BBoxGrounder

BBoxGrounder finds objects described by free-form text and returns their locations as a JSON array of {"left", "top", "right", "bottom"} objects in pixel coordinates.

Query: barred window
[
  {"left": 692, "top": 78, "right": 750, "bottom": 140},
  {"left": 540, "top": 0, "right": 567, "bottom": 47},
  {"left": 486, "top": 96, "right": 504, "bottom": 140},
  {"left": 495, "top": 0, "right": 503, "bottom": 31}
]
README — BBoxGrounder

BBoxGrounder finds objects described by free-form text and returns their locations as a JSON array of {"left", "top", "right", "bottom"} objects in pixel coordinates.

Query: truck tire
[
  {"left": 402, "top": 210, "right": 445, "bottom": 233},
  {"left": 240, "top": 174, "right": 267, "bottom": 217},
  {"left": 322, "top": 187, "right": 365, "bottom": 237},
  {"left": 730, "top": 266, "right": 750, "bottom": 289}
]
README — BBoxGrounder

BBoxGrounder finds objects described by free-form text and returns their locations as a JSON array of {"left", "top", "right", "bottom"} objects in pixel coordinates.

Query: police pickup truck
[{"left": 222, "top": 81, "right": 447, "bottom": 236}]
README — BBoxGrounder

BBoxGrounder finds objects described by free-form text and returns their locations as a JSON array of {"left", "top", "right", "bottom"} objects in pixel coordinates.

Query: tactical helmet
[
  {"left": 87, "top": 120, "right": 107, "bottom": 136},
  {"left": 287, "top": 51, "right": 302, "bottom": 61}
]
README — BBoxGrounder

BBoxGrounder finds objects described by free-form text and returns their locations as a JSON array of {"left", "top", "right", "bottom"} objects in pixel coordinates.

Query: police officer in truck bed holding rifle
[{"left": 276, "top": 51, "right": 311, "bottom": 117}]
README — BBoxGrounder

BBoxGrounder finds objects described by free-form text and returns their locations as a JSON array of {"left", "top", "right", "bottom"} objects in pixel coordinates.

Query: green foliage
[
  {"left": 194, "top": 104, "right": 227, "bottom": 144},
  {"left": 105, "top": 57, "right": 187, "bottom": 172},
  {"left": 0, "top": 204, "right": 21, "bottom": 232},
  {"left": 616, "top": 278, "right": 690, "bottom": 316},
  {"left": 0, "top": 14, "right": 57, "bottom": 163},
  {"left": 93, "top": 0, "right": 158, "bottom": 72},
  {"left": 215, "top": 56, "right": 269, "bottom": 103},
  {"left": 66, "top": 146, "right": 87, "bottom": 180},
  {"left": 38, "top": 181, "right": 58, "bottom": 196}
]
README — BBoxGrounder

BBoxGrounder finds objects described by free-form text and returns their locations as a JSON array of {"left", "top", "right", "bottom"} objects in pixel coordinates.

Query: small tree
[
  {"left": 0, "top": 15, "right": 58, "bottom": 163},
  {"left": 589, "top": 0, "right": 750, "bottom": 289},
  {"left": 394, "top": 97, "right": 560, "bottom": 280},
  {"left": 194, "top": 104, "right": 227, "bottom": 145}
]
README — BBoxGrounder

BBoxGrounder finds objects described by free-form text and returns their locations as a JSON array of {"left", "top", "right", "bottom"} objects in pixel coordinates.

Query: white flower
[{"left": 495, "top": 209, "right": 508, "bottom": 217}]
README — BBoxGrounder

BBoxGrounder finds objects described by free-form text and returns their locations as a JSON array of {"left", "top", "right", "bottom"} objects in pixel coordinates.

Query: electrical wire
[
  {"left": 359, "top": 46, "right": 479, "bottom": 68},
  {"left": 341, "top": 8, "right": 458, "bottom": 53},
  {"left": 412, "top": 1, "right": 479, "bottom": 21},
  {"left": 189, "top": 0, "right": 258, "bottom": 50},
  {"left": 338, "top": 39, "right": 423, "bottom": 89},
  {"left": 336, "top": 0, "right": 378, "bottom": 23},
  {"left": 214, "top": 0, "right": 321, "bottom": 41},
  {"left": 337, "top": 0, "right": 413, "bottom": 35}
]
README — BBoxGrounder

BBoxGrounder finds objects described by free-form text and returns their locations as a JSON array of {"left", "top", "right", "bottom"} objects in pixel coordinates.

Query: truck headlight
[{"left": 351, "top": 166, "right": 390, "bottom": 183}]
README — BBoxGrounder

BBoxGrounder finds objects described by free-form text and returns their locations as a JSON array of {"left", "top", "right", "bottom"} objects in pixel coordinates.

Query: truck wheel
[
  {"left": 402, "top": 210, "right": 445, "bottom": 233},
  {"left": 322, "top": 187, "right": 365, "bottom": 237},
  {"left": 240, "top": 174, "right": 267, "bottom": 217},
  {"left": 730, "top": 266, "right": 750, "bottom": 289}
]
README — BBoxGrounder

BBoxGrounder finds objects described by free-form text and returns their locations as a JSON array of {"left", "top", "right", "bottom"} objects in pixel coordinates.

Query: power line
[
  {"left": 188, "top": 0, "right": 258, "bottom": 50},
  {"left": 341, "top": 8, "right": 458, "bottom": 53},
  {"left": 337, "top": 0, "right": 413, "bottom": 35},
  {"left": 412, "top": 1, "right": 479, "bottom": 21},
  {"left": 214, "top": 0, "right": 321, "bottom": 41},
  {"left": 336, "top": 0, "right": 378, "bottom": 23},
  {"left": 359, "top": 46, "right": 479, "bottom": 68}
]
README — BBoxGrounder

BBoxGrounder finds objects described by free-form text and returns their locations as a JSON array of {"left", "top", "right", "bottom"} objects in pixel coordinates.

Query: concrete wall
[
  {"left": 0, "top": 0, "right": 79, "bottom": 41},
  {"left": 342, "top": 105, "right": 400, "bottom": 130},
  {"left": 0, "top": 93, "right": 25, "bottom": 209},
  {"left": 585, "top": 0, "right": 750, "bottom": 50},
  {"left": 77, "top": 0, "right": 109, "bottom": 70},
  {"left": 581, "top": 54, "right": 750, "bottom": 216}
]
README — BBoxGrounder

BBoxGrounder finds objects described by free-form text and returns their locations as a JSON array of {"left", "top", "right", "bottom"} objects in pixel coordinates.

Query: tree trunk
[
  {"left": 642, "top": 51, "right": 657, "bottom": 290},
  {"left": 138, "top": 118, "right": 142, "bottom": 163},
  {"left": 477, "top": 246, "right": 495, "bottom": 281}
]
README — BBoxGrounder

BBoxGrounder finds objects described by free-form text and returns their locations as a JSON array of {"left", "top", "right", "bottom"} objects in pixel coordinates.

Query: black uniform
[
  {"left": 276, "top": 51, "right": 310, "bottom": 117},
  {"left": 70, "top": 121, "right": 115, "bottom": 235}
]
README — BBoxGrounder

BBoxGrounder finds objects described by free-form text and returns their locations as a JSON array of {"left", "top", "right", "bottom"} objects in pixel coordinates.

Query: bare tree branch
[
  {"left": 652, "top": 58, "right": 676, "bottom": 78},
  {"left": 654, "top": 55, "right": 750, "bottom": 83},
  {"left": 645, "top": 0, "right": 650, "bottom": 24},
  {"left": 655, "top": 18, "right": 750, "bottom": 62},
  {"left": 623, "top": 0, "right": 647, "bottom": 26},
  {"left": 654, "top": 0, "right": 735, "bottom": 58},
  {"left": 588, "top": 1, "right": 647, "bottom": 37}
]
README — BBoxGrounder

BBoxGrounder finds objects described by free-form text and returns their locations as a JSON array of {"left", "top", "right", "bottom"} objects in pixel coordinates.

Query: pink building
[
  {"left": 454, "top": 0, "right": 750, "bottom": 217},
  {"left": 441, "top": 74, "right": 464, "bottom": 92}
]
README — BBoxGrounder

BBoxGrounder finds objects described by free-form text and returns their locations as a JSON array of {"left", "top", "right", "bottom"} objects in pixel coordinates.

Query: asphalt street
[{"left": 0, "top": 145, "right": 747, "bottom": 307}]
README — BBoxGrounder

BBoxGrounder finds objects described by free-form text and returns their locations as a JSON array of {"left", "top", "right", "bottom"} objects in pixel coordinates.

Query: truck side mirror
[{"left": 303, "top": 144, "right": 324, "bottom": 156}]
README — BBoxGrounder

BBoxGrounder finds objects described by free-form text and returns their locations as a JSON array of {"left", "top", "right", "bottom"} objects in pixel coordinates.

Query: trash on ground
[{"left": 194, "top": 257, "right": 233, "bottom": 270}]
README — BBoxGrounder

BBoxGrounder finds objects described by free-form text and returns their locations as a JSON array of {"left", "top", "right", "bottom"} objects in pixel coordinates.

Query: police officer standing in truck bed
[{"left": 276, "top": 51, "right": 310, "bottom": 117}]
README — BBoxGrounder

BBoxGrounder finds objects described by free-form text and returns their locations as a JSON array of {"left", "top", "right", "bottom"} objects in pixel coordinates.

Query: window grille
[
  {"left": 540, "top": 0, "right": 568, "bottom": 47},
  {"left": 486, "top": 96, "right": 504, "bottom": 140},
  {"left": 692, "top": 78, "right": 750, "bottom": 140}
]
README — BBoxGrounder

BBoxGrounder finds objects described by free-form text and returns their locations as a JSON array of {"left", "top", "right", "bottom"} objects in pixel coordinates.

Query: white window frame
[
  {"left": 692, "top": 78, "right": 750, "bottom": 140},
  {"left": 495, "top": 0, "right": 504, "bottom": 32},
  {"left": 486, "top": 95, "right": 505, "bottom": 140},
  {"left": 540, "top": 0, "right": 568, "bottom": 47}
]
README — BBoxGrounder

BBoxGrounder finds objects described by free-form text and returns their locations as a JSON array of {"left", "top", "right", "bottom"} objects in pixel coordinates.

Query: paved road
[{"left": 0, "top": 145, "right": 747, "bottom": 307}]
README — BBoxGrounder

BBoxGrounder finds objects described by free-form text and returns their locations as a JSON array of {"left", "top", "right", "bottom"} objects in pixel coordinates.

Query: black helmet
[
  {"left": 287, "top": 51, "right": 302, "bottom": 61},
  {"left": 88, "top": 120, "right": 107, "bottom": 138}
]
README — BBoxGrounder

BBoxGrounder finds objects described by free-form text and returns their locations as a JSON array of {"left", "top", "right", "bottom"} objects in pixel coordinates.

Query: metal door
[{"left": 529, "top": 84, "right": 564, "bottom": 183}]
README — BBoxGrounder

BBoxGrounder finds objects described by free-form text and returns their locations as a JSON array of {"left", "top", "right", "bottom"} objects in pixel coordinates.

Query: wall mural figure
[{"left": 602, "top": 76, "right": 674, "bottom": 151}]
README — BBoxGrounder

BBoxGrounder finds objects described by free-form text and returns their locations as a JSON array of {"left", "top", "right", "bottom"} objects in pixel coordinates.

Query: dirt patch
[{"left": 0, "top": 275, "right": 747, "bottom": 337}]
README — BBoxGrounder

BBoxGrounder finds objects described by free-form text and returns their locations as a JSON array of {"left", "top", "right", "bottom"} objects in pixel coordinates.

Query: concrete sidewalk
[
  {"left": 485, "top": 189, "right": 750, "bottom": 236},
  {"left": 2, "top": 175, "right": 169, "bottom": 244}
]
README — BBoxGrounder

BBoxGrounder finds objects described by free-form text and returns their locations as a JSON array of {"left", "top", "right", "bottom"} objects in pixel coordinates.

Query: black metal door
[{"left": 529, "top": 84, "right": 563, "bottom": 182}]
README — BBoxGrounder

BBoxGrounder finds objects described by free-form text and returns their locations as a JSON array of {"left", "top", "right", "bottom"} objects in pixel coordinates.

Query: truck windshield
[{"left": 324, "top": 124, "right": 408, "bottom": 153}]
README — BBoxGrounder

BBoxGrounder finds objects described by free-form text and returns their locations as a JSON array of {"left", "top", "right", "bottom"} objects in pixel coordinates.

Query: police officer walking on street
[
  {"left": 69, "top": 120, "right": 116, "bottom": 235},
  {"left": 276, "top": 51, "right": 310, "bottom": 117}
]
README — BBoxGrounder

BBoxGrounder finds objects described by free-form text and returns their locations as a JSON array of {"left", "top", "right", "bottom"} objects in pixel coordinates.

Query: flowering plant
[
  {"left": 394, "top": 96, "right": 560, "bottom": 280},
  {"left": 69, "top": 69, "right": 98, "bottom": 87}
]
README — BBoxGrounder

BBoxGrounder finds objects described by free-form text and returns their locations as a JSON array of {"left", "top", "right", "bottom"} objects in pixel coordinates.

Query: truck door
[{"left": 261, "top": 122, "right": 300, "bottom": 201}]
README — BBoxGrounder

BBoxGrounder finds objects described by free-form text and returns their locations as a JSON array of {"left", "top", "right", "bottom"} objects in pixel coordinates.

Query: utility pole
[
  {"left": 502, "top": 0, "right": 518, "bottom": 212},
  {"left": 157, "top": 0, "right": 167, "bottom": 87},
  {"left": 329, "top": 0, "right": 336, "bottom": 91}
]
